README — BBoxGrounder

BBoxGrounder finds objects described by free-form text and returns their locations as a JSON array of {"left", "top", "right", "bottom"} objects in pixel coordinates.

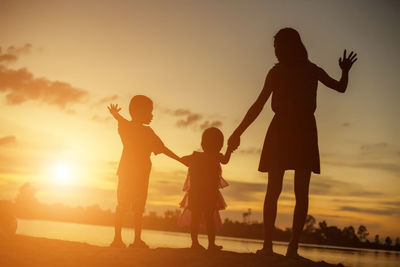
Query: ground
[{"left": 0, "top": 235, "right": 344, "bottom": 267}]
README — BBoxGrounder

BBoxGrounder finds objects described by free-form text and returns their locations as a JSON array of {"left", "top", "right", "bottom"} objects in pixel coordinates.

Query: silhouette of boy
[{"left": 108, "top": 95, "right": 181, "bottom": 248}]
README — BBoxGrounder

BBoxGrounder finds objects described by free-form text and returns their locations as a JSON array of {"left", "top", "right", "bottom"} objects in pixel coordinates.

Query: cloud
[
  {"left": 0, "top": 136, "right": 16, "bottom": 146},
  {"left": 91, "top": 115, "right": 112, "bottom": 123},
  {"left": 0, "top": 44, "right": 31, "bottom": 63},
  {"left": 322, "top": 142, "right": 400, "bottom": 175},
  {"left": 223, "top": 180, "right": 266, "bottom": 202},
  {"left": 199, "top": 120, "right": 223, "bottom": 130},
  {"left": 95, "top": 94, "right": 119, "bottom": 105},
  {"left": 360, "top": 142, "right": 389, "bottom": 153},
  {"left": 351, "top": 162, "right": 400, "bottom": 174},
  {"left": 163, "top": 107, "right": 223, "bottom": 131},
  {"left": 339, "top": 206, "right": 400, "bottom": 216},
  {"left": 0, "top": 44, "right": 88, "bottom": 109},
  {"left": 0, "top": 65, "right": 88, "bottom": 108},
  {"left": 176, "top": 113, "right": 202, "bottom": 128},
  {"left": 5, "top": 44, "right": 32, "bottom": 55},
  {"left": 359, "top": 142, "right": 400, "bottom": 159},
  {"left": 308, "top": 176, "right": 383, "bottom": 197},
  {"left": 238, "top": 147, "right": 262, "bottom": 155},
  {"left": 172, "top": 109, "right": 191, "bottom": 116},
  {"left": 324, "top": 158, "right": 400, "bottom": 176},
  {"left": 379, "top": 201, "right": 400, "bottom": 207},
  {"left": 0, "top": 54, "right": 17, "bottom": 63}
]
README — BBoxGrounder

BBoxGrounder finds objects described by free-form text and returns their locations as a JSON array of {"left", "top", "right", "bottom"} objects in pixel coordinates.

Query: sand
[{"left": 0, "top": 235, "right": 344, "bottom": 267}]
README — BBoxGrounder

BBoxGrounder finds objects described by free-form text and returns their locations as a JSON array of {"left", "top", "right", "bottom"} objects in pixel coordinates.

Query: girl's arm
[
  {"left": 228, "top": 70, "right": 274, "bottom": 150},
  {"left": 317, "top": 50, "right": 357, "bottom": 93},
  {"left": 161, "top": 146, "right": 184, "bottom": 164},
  {"left": 162, "top": 146, "right": 191, "bottom": 167},
  {"left": 220, "top": 146, "right": 234, "bottom": 165},
  {"left": 180, "top": 155, "right": 191, "bottom": 167}
]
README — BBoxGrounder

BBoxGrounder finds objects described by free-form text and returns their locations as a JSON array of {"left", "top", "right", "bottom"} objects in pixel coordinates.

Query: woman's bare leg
[
  {"left": 262, "top": 169, "right": 285, "bottom": 253},
  {"left": 287, "top": 169, "right": 311, "bottom": 256}
]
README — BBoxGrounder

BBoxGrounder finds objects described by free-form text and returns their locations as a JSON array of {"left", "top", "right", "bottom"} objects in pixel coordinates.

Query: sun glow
[{"left": 52, "top": 162, "right": 73, "bottom": 184}]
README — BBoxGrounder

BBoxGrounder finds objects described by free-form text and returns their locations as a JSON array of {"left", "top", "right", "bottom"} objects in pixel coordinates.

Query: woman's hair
[
  {"left": 274, "top": 28, "right": 308, "bottom": 66},
  {"left": 201, "top": 127, "right": 224, "bottom": 153}
]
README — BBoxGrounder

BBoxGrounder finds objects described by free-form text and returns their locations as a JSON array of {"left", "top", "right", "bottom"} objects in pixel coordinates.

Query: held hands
[
  {"left": 107, "top": 103, "right": 121, "bottom": 120},
  {"left": 228, "top": 132, "right": 241, "bottom": 152},
  {"left": 339, "top": 49, "right": 357, "bottom": 72}
]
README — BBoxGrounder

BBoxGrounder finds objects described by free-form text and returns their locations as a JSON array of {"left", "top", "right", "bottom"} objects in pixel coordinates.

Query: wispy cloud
[
  {"left": 0, "top": 136, "right": 16, "bottom": 146},
  {"left": 237, "top": 147, "right": 262, "bottom": 155},
  {"left": 339, "top": 206, "right": 400, "bottom": 216},
  {"left": 223, "top": 181, "right": 266, "bottom": 202},
  {"left": 0, "top": 44, "right": 88, "bottom": 109},
  {"left": 308, "top": 176, "right": 384, "bottom": 197},
  {"left": 91, "top": 115, "right": 112, "bottom": 123},
  {"left": 176, "top": 113, "right": 202, "bottom": 128},
  {"left": 94, "top": 94, "right": 119, "bottom": 106},
  {"left": 162, "top": 107, "right": 223, "bottom": 131},
  {"left": 322, "top": 142, "right": 400, "bottom": 175},
  {"left": 0, "top": 44, "right": 32, "bottom": 63},
  {"left": 199, "top": 120, "right": 222, "bottom": 130}
]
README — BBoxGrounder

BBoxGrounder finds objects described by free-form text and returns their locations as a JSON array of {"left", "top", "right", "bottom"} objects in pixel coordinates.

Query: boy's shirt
[{"left": 117, "top": 120, "right": 164, "bottom": 177}]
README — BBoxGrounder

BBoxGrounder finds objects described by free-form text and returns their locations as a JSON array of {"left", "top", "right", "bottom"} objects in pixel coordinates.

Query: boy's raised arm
[{"left": 108, "top": 104, "right": 128, "bottom": 122}]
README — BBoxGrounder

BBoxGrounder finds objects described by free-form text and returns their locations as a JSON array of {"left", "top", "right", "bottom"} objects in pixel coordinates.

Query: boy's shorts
[{"left": 117, "top": 171, "right": 150, "bottom": 214}]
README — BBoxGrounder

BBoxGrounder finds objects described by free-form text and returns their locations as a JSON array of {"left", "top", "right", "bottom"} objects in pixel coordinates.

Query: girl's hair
[
  {"left": 129, "top": 95, "right": 153, "bottom": 118},
  {"left": 274, "top": 28, "right": 308, "bottom": 67},
  {"left": 201, "top": 127, "right": 224, "bottom": 153}
]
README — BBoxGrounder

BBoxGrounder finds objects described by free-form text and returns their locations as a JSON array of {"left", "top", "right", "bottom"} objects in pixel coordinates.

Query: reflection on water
[{"left": 16, "top": 219, "right": 400, "bottom": 267}]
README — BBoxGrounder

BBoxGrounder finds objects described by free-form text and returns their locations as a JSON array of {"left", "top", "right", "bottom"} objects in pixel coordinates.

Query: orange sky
[{"left": 0, "top": 0, "right": 399, "bottom": 239}]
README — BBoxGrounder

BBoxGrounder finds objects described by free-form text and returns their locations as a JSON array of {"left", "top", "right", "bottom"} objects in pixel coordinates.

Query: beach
[{"left": 0, "top": 235, "right": 344, "bottom": 267}]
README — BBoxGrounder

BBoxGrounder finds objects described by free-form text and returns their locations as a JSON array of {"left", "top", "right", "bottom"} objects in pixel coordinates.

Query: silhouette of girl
[
  {"left": 179, "top": 127, "right": 233, "bottom": 250},
  {"left": 228, "top": 28, "right": 357, "bottom": 257}
]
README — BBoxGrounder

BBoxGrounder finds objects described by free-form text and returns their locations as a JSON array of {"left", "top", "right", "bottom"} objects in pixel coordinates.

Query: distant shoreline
[{"left": 16, "top": 217, "right": 400, "bottom": 254}]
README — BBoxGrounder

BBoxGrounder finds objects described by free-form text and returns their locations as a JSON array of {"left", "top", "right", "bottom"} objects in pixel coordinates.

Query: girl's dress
[
  {"left": 178, "top": 151, "right": 228, "bottom": 228},
  {"left": 259, "top": 62, "right": 321, "bottom": 174}
]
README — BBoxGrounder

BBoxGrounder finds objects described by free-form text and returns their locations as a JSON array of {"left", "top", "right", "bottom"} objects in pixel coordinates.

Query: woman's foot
[
  {"left": 286, "top": 243, "right": 301, "bottom": 258},
  {"left": 109, "top": 239, "right": 126, "bottom": 248},
  {"left": 256, "top": 244, "right": 275, "bottom": 256},
  {"left": 191, "top": 243, "right": 206, "bottom": 250},
  {"left": 129, "top": 239, "right": 149, "bottom": 249},
  {"left": 207, "top": 244, "right": 223, "bottom": 251}
]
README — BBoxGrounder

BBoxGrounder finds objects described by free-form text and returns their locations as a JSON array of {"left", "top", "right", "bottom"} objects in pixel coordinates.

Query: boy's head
[
  {"left": 201, "top": 127, "right": 224, "bottom": 153},
  {"left": 129, "top": 95, "right": 153, "bottom": 124}
]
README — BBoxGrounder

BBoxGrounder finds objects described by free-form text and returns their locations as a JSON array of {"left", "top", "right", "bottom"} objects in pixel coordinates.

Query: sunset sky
[{"left": 1, "top": 0, "right": 399, "bottom": 239}]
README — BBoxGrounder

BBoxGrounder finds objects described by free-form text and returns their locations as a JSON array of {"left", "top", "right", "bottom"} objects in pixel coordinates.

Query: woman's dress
[{"left": 259, "top": 62, "right": 321, "bottom": 174}]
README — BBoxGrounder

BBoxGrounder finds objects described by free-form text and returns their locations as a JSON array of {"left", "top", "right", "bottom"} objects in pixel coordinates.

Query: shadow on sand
[{"left": 0, "top": 235, "right": 344, "bottom": 267}]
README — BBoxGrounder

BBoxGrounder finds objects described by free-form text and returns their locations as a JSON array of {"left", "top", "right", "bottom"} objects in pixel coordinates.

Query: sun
[{"left": 52, "top": 162, "right": 73, "bottom": 184}]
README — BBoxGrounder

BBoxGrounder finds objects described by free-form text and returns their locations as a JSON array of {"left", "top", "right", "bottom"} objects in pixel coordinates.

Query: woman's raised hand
[{"left": 339, "top": 49, "right": 357, "bottom": 72}]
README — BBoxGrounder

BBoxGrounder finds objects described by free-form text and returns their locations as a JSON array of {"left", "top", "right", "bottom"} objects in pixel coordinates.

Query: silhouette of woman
[{"left": 228, "top": 28, "right": 357, "bottom": 257}]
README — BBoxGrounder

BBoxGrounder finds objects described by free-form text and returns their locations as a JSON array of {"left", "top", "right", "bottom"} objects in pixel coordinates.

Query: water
[{"left": 16, "top": 219, "right": 400, "bottom": 267}]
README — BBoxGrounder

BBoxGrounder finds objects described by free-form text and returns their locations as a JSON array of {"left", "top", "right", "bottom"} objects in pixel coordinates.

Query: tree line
[{"left": 0, "top": 183, "right": 399, "bottom": 251}]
